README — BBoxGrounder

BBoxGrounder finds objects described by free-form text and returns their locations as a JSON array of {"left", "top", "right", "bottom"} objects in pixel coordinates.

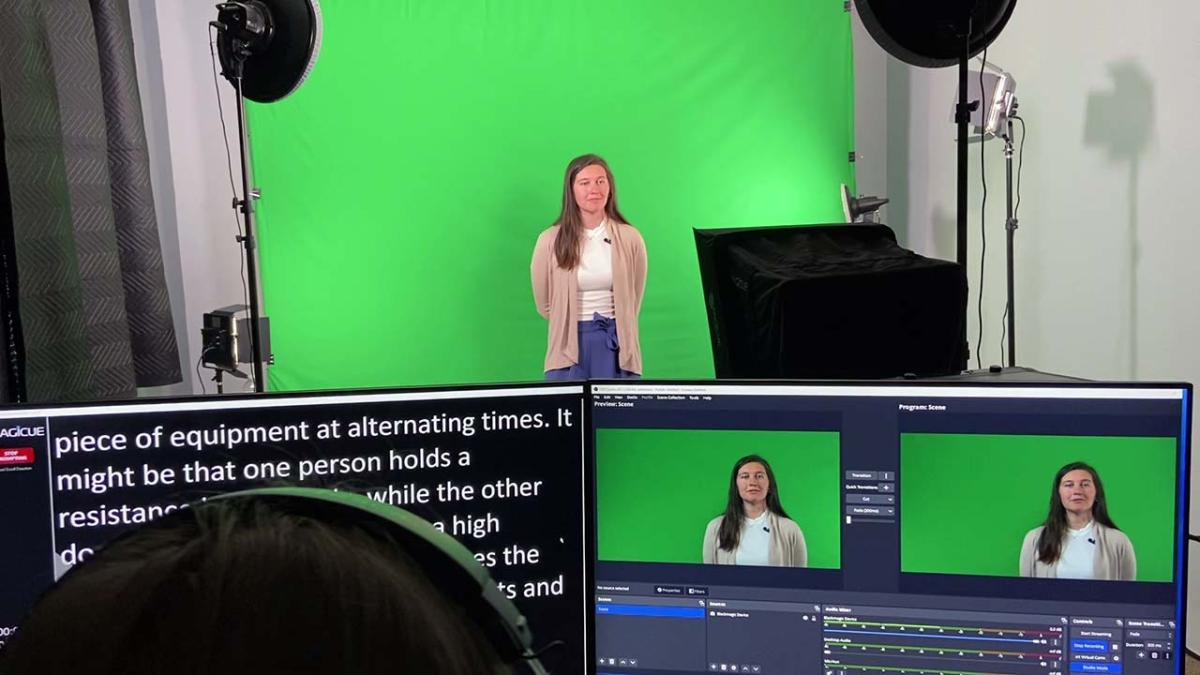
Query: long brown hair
[
  {"left": 1037, "top": 461, "right": 1120, "bottom": 564},
  {"left": 552, "top": 153, "right": 629, "bottom": 270},
  {"left": 717, "top": 454, "right": 790, "bottom": 551}
]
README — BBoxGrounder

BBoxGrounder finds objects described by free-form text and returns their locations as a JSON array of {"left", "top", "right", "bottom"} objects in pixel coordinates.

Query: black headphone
[{"left": 58, "top": 487, "right": 550, "bottom": 675}]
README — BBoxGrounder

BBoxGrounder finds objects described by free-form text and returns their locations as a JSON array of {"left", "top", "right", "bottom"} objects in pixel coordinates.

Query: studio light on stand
[
  {"left": 840, "top": 184, "right": 890, "bottom": 223},
  {"left": 968, "top": 62, "right": 1017, "bottom": 139},
  {"left": 959, "top": 61, "right": 1021, "bottom": 367},
  {"left": 200, "top": 305, "right": 272, "bottom": 394},
  {"left": 853, "top": 0, "right": 1018, "bottom": 371},
  {"left": 209, "top": 0, "right": 322, "bottom": 392}
]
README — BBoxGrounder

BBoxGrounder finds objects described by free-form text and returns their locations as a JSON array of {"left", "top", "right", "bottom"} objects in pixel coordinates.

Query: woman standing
[{"left": 531, "top": 154, "right": 647, "bottom": 379}]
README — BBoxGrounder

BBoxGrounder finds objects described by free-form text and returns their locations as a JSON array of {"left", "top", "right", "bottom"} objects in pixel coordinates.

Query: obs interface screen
[
  {"left": 0, "top": 384, "right": 588, "bottom": 669},
  {"left": 589, "top": 383, "right": 1191, "bottom": 675}
]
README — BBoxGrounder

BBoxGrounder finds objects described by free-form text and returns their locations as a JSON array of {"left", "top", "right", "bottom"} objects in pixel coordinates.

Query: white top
[
  {"left": 1055, "top": 520, "right": 1097, "bottom": 580},
  {"left": 734, "top": 511, "right": 771, "bottom": 566},
  {"left": 577, "top": 220, "right": 615, "bottom": 321}
]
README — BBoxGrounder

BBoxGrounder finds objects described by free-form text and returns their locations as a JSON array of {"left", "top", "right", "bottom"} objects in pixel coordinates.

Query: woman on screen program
[
  {"left": 531, "top": 153, "right": 647, "bottom": 379},
  {"left": 702, "top": 454, "right": 807, "bottom": 567},
  {"left": 1019, "top": 461, "right": 1137, "bottom": 580}
]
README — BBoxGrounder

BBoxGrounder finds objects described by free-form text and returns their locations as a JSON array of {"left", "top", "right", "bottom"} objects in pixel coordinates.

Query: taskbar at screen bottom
[{"left": 594, "top": 580, "right": 1178, "bottom": 675}]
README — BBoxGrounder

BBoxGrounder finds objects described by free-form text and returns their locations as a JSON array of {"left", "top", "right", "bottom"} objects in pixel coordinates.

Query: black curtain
[{"left": 0, "top": 0, "right": 181, "bottom": 402}]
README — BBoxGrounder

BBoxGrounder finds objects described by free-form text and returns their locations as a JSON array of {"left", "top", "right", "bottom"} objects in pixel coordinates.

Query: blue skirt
[{"left": 545, "top": 314, "right": 639, "bottom": 380}]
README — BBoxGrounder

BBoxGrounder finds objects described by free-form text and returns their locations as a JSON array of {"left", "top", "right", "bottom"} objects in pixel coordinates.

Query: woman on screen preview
[
  {"left": 703, "top": 455, "right": 807, "bottom": 567},
  {"left": 531, "top": 154, "right": 647, "bottom": 379},
  {"left": 1019, "top": 461, "right": 1136, "bottom": 580}
]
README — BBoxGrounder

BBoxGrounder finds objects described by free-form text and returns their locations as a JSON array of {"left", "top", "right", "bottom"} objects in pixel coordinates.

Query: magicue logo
[{"left": 0, "top": 425, "right": 45, "bottom": 439}]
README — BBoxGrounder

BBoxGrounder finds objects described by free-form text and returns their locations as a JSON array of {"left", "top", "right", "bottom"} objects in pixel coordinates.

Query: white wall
[
  {"left": 854, "top": 0, "right": 1200, "bottom": 652},
  {"left": 866, "top": 2, "right": 1200, "bottom": 392},
  {"left": 128, "top": 0, "right": 255, "bottom": 396},
  {"left": 896, "top": 4, "right": 1200, "bottom": 384}
]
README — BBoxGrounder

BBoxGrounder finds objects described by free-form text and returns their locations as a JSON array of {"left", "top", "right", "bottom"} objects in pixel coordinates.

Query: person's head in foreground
[{"left": 0, "top": 490, "right": 524, "bottom": 675}]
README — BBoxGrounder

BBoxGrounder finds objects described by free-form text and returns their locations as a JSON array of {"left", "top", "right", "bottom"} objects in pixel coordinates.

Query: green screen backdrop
[
  {"left": 900, "top": 434, "right": 1178, "bottom": 581},
  {"left": 596, "top": 428, "right": 841, "bottom": 568},
  {"left": 245, "top": 1, "right": 855, "bottom": 390}
]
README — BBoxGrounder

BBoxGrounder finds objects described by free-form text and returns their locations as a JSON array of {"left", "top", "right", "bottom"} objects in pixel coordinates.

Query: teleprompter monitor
[{"left": 0, "top": 383, "right": 588, "bottom": 670}]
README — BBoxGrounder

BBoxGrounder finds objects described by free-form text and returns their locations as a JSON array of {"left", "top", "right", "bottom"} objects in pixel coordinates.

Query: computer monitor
[
  {"left": 589, "top": 381, "right": 1191, "bottom": 675},
  {"left": 0, "top": 383, "right": 588, "bottom": 670}
]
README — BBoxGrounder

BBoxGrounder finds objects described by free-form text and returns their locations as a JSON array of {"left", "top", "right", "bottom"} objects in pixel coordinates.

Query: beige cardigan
[
  {"left": 702, "top": 513, "right": 808, "bottom": 567},
  {"left": 1019, "top": 522, "right": 1136, "bottom": 580},
  {"left": 530, "top": 222, "right": 647, "bottom": 374}
]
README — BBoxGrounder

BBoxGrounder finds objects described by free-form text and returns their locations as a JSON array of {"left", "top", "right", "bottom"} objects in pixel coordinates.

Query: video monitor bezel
[
  {"left": 0, "top": 380, "right": 591, "bottom": 671},
  {"left": 583, "top": 378, "right": 1193, "bottom": 675}
]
